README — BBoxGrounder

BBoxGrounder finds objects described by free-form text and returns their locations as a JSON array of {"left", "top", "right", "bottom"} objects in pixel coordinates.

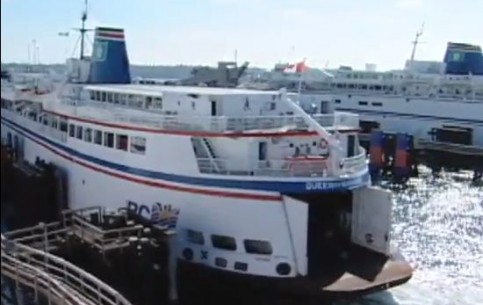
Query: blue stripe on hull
[{"left": 1, "top": 116, "right": 369, "bottom": 194}]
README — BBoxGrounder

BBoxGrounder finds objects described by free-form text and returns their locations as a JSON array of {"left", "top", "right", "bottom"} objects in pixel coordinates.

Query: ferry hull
[{"left": 177, "top": 246, "right": 412, "bottom": 303}]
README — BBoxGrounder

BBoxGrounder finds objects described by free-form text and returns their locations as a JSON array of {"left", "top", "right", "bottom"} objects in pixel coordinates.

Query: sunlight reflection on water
[{"left": 353, "top": 168, "right": 483, "bottom": 305}]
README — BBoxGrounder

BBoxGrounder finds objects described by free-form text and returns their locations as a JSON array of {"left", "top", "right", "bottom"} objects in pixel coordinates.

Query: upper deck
[{"left": 1, "top": 81, "right": 369, "bottom": 188}]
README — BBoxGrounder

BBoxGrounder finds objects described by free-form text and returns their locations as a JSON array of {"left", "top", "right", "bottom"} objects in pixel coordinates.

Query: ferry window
[
  {"left": 84, "top": 128, "right": 92, "bottom": 142},
  {"left": 358, "top": 101, "right": 368, "bottom": 106},
  {"left": 119, "top": 94, "right": 127, "bottom": 105},
  {"left": 113, "top": 93, "right": 120, "bottom": 104},
  {"left": 95, "top": 91, "right": 101, "bottom": 101},
  {"left": 372, "top": 102, "right": 383, "bottom": 107},
  {"left": 145, "top": 96, "right": 153, "bottom": 109},
  {"left": 107, "top": 93, "right": 113, "bottom": 103},
  {"left": 127, "top": 95, "right": 135, "bottom": 106},
  {"left": 51, "top": 116, "right": 58, "bottom": 129},
  {"left": 59, "top": 118, "right": 68, "bottom": 132},
  {"left": 43, "top": 115, "right": 49, "bottom": 126},
  {"left": 89, "top": 91, "right": 95, "bottom": 100},
  {"left": 104, "top": 132, "right": 114, "bottom": 148},
  {"left": 154, "top": 97, "right": 163, "bottom": 109},
  {"left": 185, "top": 229, "right": 205, "bottom": 245},
  {"left": 69, "top": 124, "right": 75, "bottom": 137},
  {"left": 134, "top": 96, "right": 144, "bottom": 108},
  {"left": 76, "top": 126, "right": 83, "bottom": 140},
  {"left": 101, "top": 92, "right": 107, "bottom": 102},
  {"left": 244, "top": 240, "right": 273, "bottom": 255},
  {"left": 334, "top": 99, "right": 341, "bottom": 104},
  {"left": 130, "top": 136, "right": 146, "bottom": 154},
  {"left": 94, "top": 130, "right": 102, "bottom": 145},
  {"left": 116, "top": 134, "right": 128, "bottom": 151},
  {"left": 211, "top": 235, "right": 237, "bottom": 251}
]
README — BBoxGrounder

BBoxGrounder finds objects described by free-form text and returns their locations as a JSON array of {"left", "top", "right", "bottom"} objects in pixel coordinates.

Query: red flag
[{"left": 295, "top": 60, "right": 308, "bottom": 73}]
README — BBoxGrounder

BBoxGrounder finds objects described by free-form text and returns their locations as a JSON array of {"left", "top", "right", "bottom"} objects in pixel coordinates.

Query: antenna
[
  {"left": 410, "top": 22, "right": 425, "bottom": 62},
  {"left": 68, "top": 0, "right": 92, "bottom": 60},
  {"left": 79, "top": 0, "right": 88, "bottom": 59}
]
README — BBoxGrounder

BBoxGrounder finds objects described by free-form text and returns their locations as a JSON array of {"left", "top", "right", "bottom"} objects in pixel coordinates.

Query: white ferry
[
  {"left": 0, "top": 25, "right": 413, "bottom": 302},
  {"left": 242, "top": 36, "right": 483, "bottom": 153}
]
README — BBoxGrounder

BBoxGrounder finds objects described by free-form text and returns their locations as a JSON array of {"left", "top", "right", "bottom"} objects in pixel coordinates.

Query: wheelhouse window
[
  {"left": 116, "top": 134, "right": 128, "bottom": 151},
  {"left": 185, "top": 229, "right": 205, "bottom": 245},
  {"left": 244, "top": 240, "right": 273, "bottom": 255},
  {"left": 211, "top": 235, "right": 237, "bottom": 251},
  {"left": 104, "top": 132, "right": 114, "bottom": 148},
  {"left": 130, "top": 136, "right": 146, "bottom": 154}
]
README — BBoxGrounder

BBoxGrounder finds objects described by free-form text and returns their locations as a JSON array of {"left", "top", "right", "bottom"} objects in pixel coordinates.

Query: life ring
[{"left": 319, "top": 138, "right": 329, "bottom": 149}]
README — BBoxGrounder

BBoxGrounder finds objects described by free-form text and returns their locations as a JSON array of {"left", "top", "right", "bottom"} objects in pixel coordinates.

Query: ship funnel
[
  {"left": 443, "top": 42, "right": 483, "bottom": 76},
  {"left": 88, "top": 27, "right": 131, "bottom": 84}
]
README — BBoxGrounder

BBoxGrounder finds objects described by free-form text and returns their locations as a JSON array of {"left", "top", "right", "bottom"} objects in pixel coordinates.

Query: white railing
[
  {"left": 1, "top": 252, "right": 89, "bottom": 305},
  {"left": 3, "top": 95, "right": 359, "bottom": 135},
  {"left": 113, "top": 112, "right": 359, "bottom": 133},
  {"left": 196, "top": 151, "right": 367, "bottom": 178},
  {"left": 1, "top": 232, "right": 133, "bottom": 305},
  {"left": 2, "top": 109, "right": 68, "bottom": 144},
  {"left": 70, "top": 102, "right": 360, "bottom": 133},
  {"left": 340, "top": 148, "right": 369, "bottom": 175}
]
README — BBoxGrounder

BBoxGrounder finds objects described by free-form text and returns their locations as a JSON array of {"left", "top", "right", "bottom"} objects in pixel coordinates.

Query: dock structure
[
  {"left": 1, "top": 234, "right": 133, "bottom": 305},
  {"left": 359, "top": 131, "right": 483, "bottom": 182},
  {"left": 0, "top": 206, "right": 150, "bottom": 305},
  {"left": 2, "top": 206, "right": 175, "bottom": 305}
]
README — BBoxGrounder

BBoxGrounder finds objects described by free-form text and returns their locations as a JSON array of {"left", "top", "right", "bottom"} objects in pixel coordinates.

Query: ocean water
[{"left": 344, "top": 168, "right": 483, "bottom": 305}]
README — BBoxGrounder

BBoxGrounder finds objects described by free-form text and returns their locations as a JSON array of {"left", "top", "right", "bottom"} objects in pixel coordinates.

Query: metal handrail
[
  {"left": 196, "top": 150, "right": 367, "bottom": 177},
  {"left": 1, "top": 231, "right": 133, "bottom": 305},
  {"left": 2, "top": 103, "right": 359, "bottom": 133},
  {"left": 1, "top": 250, "right": 88, "bottom": 305}
]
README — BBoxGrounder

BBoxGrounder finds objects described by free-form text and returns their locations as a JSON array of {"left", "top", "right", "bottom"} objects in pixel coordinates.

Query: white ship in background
[
  {"left": 241, "top": 31, "right": 483, "bottom": 152},
  {"left": 0, "top": 5, "right": 412, "bottom": 304}
]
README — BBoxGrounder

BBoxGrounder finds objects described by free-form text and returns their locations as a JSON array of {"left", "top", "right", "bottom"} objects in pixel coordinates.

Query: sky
[{"left": 1, "top": 0, "right": 482, "bottom": 70}]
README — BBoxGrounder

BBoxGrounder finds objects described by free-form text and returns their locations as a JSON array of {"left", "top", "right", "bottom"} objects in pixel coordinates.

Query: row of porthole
[
  {"left": 185, "top": 230, "right": 273, "bottom": 255},
  {"left": 181, "top": 247, "right": 291, "bottom": 276}
]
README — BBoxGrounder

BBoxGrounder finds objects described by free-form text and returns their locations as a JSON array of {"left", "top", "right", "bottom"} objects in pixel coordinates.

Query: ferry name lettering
[
  {"left": 127, "top": 200, "right": 180, "bottom": 228},
  {"left": 305, "top": 177, "right": 361, "bottom": 191}
]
